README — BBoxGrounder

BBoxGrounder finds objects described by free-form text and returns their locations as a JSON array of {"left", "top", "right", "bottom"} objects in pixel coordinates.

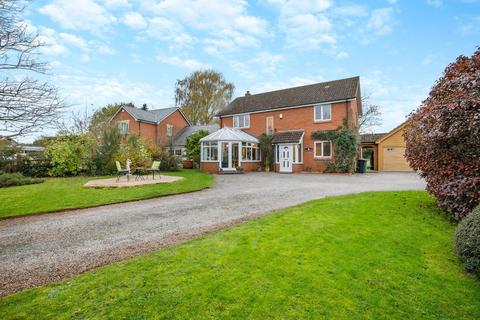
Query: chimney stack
[{"left": 245, "top": 90, "right": 251, "bottom": 96}]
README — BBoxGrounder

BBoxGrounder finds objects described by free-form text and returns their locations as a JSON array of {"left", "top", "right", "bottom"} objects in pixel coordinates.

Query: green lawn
[
  {"left": 1, "top": 191, "right": 479, "bottom": 319},
  {"left": 0, "top": 169, "right": 213, "bottom": 219}
]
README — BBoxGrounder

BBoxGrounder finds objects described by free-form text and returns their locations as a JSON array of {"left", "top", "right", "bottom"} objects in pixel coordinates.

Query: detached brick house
[{"left": 199, "top": 76, "right": 362, "bottom": 173}]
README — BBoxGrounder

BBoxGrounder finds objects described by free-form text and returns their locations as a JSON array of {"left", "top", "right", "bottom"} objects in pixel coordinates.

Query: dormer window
[
  {"left": 233, "top": 114, "right": 250, "bottom": 128},
  {"left": 314, "top": 104, "right": 332, "bottom": 122}
]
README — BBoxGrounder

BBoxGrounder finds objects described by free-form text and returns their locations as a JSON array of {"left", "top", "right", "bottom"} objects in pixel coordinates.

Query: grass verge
[
  {"left": 0, "top": 169, "right": 213, "bottom": 219},
  {"left": 1, "top": 191, "right": 479, "bottom": 319}
]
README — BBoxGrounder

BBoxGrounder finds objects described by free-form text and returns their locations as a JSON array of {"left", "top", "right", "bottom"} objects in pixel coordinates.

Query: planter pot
[{"left": 181, "top": 160, "right": 193, "bottom": 169}]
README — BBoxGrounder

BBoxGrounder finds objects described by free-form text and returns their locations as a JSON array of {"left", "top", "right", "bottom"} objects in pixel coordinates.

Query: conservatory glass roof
[{"left": 199, "top": 127, "right": 258, "bottom": 143}]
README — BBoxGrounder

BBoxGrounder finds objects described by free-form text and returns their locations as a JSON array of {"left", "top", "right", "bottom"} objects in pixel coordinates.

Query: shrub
[
  {"left": 155, "top": 152, "right": 180, "bottom": 171},
  {"left": 92, "top": 126, "right": 122, "bottom": 175},
  {"left": 17, "top": 152, "right": 51, "bottom": 177},
  {"left": 455, "top": 205, "right": 480, "bottom": 276},
  {"left": 404, "top": 48, "right": 480, "bottom": 220},
  {"left": 0, "top": 172, "right": 44, "bottom": 188},
  {"left": 258, "top": 134, "right": 274, "bottom": 171},
  {"left": 117, "top": 134, "right": 152, "bottom": 169},
  {"left": 47, "top": 134, "right": 95, "bottom": 177},
  {"left": 186, "top": 130, "right": 209, "bottom": 166}
]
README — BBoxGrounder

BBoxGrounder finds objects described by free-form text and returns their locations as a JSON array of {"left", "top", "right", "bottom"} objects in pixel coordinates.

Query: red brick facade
[
  {"left": 111, "top": 108, "right": 190, "bottom": 147},
  {"left": 220, "top": 100, "right": 359, "bottom": 173}
]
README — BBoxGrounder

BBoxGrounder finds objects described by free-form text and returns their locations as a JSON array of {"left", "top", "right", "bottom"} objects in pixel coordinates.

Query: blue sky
[{"left": 22, "top": 0, "right": 480, "bottom": 137}]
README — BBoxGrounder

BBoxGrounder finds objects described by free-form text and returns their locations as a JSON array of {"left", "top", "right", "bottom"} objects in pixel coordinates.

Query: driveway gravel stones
[{"left": 0, "top": 172, "right": 425, "bottom": 296}]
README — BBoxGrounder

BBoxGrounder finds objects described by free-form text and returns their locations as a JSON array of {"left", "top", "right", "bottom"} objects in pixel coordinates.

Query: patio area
[{"left": 84, "top": 175, "right": 184, "bottom": 188}]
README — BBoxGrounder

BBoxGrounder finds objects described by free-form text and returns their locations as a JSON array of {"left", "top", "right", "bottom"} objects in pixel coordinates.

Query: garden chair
[
  {"left": 116, "top": 160, "right": 131, "bottom": 182},
  {"left": 146, "top": 161, "right": 161, "bottom": 180}
]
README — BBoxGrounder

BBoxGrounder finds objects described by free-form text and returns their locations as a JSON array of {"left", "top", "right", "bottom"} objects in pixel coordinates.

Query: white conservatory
[{"left": 199, "top": 127, "right": 261, "bottom": 173}]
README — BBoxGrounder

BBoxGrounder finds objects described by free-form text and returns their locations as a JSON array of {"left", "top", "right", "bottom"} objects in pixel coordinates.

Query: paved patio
[
  {"left": 83, "top": 175, "right": 183, "bottom": 188},
  {"left": 0, "top": 172, "right": 425, "bottom": 296}
]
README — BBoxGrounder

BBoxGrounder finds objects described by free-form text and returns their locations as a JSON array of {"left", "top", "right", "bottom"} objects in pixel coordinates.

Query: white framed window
[
  {"left": 233, "top": 114, "right": 250, "bottom": 128},
  {"left": 118, "top": 120, "right": 129, "bottom": 134},
  {"left": 314, "top": 141, "right": 332, "bottom": 158},
  {"left": 166, "top": 124, "right": 173, "bottom": 137},
  {"left": 266, "top": 116, "right": 274, "bottom": 135},
  {"left": 241, "top": 142, "right": 260, "bottom": 161},
  {"left": 314, "top": 104, "right": 332, "bottom": 122},
  {"left": 201, "top": 142, "right": 218, "bottom": 161}
]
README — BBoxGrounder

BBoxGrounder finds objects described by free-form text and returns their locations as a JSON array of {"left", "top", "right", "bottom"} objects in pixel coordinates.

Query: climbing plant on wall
[{"left": 311, "top": 128, "right": 358, "bottom": 173}]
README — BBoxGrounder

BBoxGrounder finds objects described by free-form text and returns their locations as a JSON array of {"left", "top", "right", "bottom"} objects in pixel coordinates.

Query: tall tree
[
  {"left": 0, "top": 0, "right": 63, "bottom": 138},
  {"left": 359, "top": 94, "right": 383, "bottom": 133},
  {"left": 175, "top": 70, "right": 234, "bottom": 125}
]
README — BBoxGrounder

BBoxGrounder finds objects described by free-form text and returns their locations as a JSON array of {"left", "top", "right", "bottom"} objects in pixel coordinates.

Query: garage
[
  {"left": 382, "top": 146, "right": 411, "bottom": 171},
  {"left": 377, "top": 122, "right": 413, "bottom": 172}
]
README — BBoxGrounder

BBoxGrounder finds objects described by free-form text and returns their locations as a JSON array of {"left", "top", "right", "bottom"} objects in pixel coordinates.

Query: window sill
[
  {"left": 313, "top": 120, "right": 332, "bottom": 123},
  {"left": 201, "top": 160, "right": 219, "bottom": 163},
  {"left": 314, "top": 157, "right": 332, "bottom": 160}
]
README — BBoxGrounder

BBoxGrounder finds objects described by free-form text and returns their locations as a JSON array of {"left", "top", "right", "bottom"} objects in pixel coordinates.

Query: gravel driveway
[{"left": 0, "top": 172, "right": 425, "bottom": 296}]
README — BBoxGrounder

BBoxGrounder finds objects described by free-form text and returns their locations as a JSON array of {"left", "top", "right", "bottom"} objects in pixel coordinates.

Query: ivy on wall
[{"left": 311, "top": 128, "right": 358, "bottom": 173}]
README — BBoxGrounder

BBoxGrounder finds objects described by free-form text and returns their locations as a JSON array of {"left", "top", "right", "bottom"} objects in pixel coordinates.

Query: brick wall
[{"left": 220, "top": 101, "right": 359, "bottom": 172}]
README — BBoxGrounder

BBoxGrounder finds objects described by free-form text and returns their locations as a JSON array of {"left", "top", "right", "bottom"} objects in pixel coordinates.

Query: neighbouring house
[
  {"left": 169, "top": 124, "right": 220, "bottom": 159},
  {"left": 199, "top": 76, "right": 362, "bottom": 174},
  {"left": 110, "top": 105, "right": 191, "bottom": 148},
  {"left": 360, "top": 121, "right": 413, "bottom": 172}
]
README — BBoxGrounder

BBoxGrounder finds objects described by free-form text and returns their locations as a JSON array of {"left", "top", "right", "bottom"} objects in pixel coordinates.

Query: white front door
[{"left": 279, "top": 145, "right": 293, "bottom": 173}]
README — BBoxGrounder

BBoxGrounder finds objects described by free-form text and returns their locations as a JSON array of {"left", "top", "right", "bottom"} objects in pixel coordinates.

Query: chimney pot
[{"left": 245, "top": 91, "right": 251, "bottom": 96}]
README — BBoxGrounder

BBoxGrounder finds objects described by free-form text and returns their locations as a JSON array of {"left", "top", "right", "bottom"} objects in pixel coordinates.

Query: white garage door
[{"left": 382, "top": 147, "right": 412, "bottom": 171}]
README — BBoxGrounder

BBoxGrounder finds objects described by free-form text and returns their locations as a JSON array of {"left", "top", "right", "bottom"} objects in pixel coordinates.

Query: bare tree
[
  {"left": 0, "top": 0, "right": 63, "bottom": 138},
  {"left": 359, "top": 94, "right": 383, "bottom": 133},
  {"left": 175, "top": 70, "right": 234, "bottom": 125}
]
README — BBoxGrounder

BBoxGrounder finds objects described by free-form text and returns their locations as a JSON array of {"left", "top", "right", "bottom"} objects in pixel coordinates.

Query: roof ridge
[{"left": 238, "top": 76, "right": 359, "bottom": 100}]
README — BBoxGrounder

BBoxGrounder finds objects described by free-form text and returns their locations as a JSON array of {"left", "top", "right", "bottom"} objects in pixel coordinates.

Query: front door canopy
[{"left": 200, "top": 127, "right": 259, "bottom": 144}]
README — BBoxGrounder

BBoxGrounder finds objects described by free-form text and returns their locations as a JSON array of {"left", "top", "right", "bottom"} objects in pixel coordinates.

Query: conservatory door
[{"left": 220, "top": 142, "right": 240, "bottom": 170}]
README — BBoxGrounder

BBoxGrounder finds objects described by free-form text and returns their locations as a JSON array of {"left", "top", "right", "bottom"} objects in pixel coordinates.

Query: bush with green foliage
[
  {"left": 17, "top": 152, "right": 51, "bottom": 177},
  {"left": 116, "top": 134, "right": 152, "bottom": 169},
  {"left": 47, "top": 134, "right": 95, "bottom": 176},
  {"left": 92, "top": 126, "right": 122, "bottom": 175},
  {"left": 258, "top": 134, "right": 274, "bottom": 171},
  {"left": 156, "top": 152, "right": 180, "bottom": 171},
  {"left": 186, "top": 130, "right": 209, "bottom": 165},
  {"left": 0, "top": 172, "right": 44, "bottom": 188},
  {"left": 405, "top": 48, "right": 480, "bottom": 219},
  {"left": 455, "top": 204, "right": 480, "bottom": 276},
  {"left": 311, "top": 127, "right": 358, "bottom": 173}
]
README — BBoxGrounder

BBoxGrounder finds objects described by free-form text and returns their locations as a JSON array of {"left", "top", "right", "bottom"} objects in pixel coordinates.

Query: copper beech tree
[{"left": 405, "top": 48, "right": 480, "bottom": 220}]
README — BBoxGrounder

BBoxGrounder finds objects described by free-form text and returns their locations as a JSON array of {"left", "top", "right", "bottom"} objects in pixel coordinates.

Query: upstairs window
[
  {"left": 233, "top": 114, "right": 250, "bottom": 128},
  {"left": 166, "top": 124, "right": 173, "bottom": 137},
  {"left": 118, "top": 120, "right": 129, "bottom": 134},
  {"left": 266, "top": 116, "right": 274, "bottom": 135},
  {"left": 314, "top": 104, "right": 332, "bottom": 122}
]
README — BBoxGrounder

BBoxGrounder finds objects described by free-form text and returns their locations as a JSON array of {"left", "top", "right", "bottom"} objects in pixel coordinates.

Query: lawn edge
[{"left": 0, "top": 184, "right": 213, "bottom": 221}]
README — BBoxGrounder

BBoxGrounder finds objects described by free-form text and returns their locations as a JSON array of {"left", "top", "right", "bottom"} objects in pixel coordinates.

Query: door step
[{"left": 219, "top": 169, "right": 242, "bottom": 174}]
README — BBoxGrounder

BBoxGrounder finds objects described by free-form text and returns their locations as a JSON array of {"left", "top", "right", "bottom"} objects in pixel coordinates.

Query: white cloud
[
  {"left": 334, "top": 4, "right": 368, "bottom": 17},
  {"left": 37, "top": 27, "right": 68, "bottom": 55},
  {"left": 141, "top": 0, "right": 269, "bottom": 51},
  {"left": 123, "top": 12, "right": 147, "bottom": 29},
  {"left": 231, "top": 51, "right": 285, "bottom": 79},
  {"left": 366, "top": 8, "right": 395, "bottom": 36},
  {"left": 39, "top": 0, "right": 117, "bottom": 33},
  {"left": 426, "top": 0, "right": 443, "bottom": 7},
  {"left": 59, "top": 33, "right": 88, "bottom": 51},
  {"left": 156, "top": 55, "right": 209, "bottom": 70},
  {"left": 104, "top": 0, "right": 130, "bottom": 8},
  {"left": 335, "top": 51, "right": 349, "bottom": 60},
  {"left": 270, "top": 0, "right": 336, "bottom": 50},
  {"left": 146, "top": 17, "right": 194, "bottom": 47}
]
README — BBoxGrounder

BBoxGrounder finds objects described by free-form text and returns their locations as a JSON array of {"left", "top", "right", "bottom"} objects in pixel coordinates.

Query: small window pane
[
  {"left": 314, "top": 105, "right": 322, "bottom": 121},
  {"left": 315, "top": 143, "right": 322, "bottom": 157},
  {"left": 323, "top": 141, "right": 331, "bottom": 157},
  {"left": 322, "top": 105, "right": 331, "bottom": 120}
]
